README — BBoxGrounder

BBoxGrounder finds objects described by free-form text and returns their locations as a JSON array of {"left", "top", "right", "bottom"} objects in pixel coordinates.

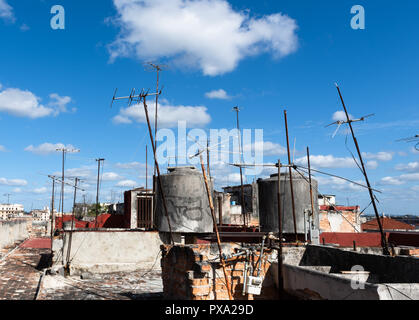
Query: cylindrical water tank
[
  {"left": 155, "top": 166, "right": 213, "bottom": 233},
  {"left": 257, "top": 172, "right": 319, "bottom": 234}
]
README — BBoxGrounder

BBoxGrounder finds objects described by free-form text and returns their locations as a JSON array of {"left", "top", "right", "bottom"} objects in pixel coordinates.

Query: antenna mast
[{"left": 335, "top": 83, "right": 390, "bottom": 255}]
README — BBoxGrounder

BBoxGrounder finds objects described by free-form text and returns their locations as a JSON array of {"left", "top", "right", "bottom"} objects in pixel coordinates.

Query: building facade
[{"left": 0, "top": 204, "right": 24, "bottom": 220}]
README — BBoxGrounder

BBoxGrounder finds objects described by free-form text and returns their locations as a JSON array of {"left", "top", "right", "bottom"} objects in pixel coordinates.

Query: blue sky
[{"left": 0, "top": 0, "right": 418, "bottom": 214}]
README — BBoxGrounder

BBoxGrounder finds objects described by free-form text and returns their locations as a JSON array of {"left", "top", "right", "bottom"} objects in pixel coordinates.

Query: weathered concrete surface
[
  {"left": 300, "top": 245, "right": 419, "bottom": 283},
  {"left": 258, "top": 172, "right": 319, "bottom": 235},
  {"left": 38, "top": 270, "right": 163, "bottom": 300},
  {"left": 0, "top": 238, "right": 50, "bottom": 300},
  {"left": 270, "top": 245, "right": 419, "bottom": 300},
  {"left": 0, "top": 219, "right": 29, "bottom": 250},
  {"left": 155, "top": 167, "right": 213, "bottom": 233},
  {"left": 55, "top": 230, "right": 164, "bottom": 275}
]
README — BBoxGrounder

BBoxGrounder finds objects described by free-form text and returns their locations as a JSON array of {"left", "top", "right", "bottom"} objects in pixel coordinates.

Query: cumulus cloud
[
  {"left": 362, "top": 151, "right": 394, "bottom": 162},
  {"left": 115, "top": 161, "right": 145, "bottom": 170},
  {"left": 32, "top": 187, "right": 48, "bottom": 194},
  {"left": 396, "top": 161, "right": 419, "bottom": 173},
  {"left": 295, "top": 154, "right": 356, "bottom": 169},
  {"left": 116, "top": 179, "right": 137, "bottom": 188},
  {"left": 108, "top": 0, "right": 298, "bottom": 76},
  {"left": 49, "top": 93, "right": 74, "bottom": 114},
  {"left": 113, "top": 99, "right": 211, "bottom": 128},
  {"left": 25, "top": 143, "right": 78, "bottom": 155},
  {"left": 102, "top": 172, "right": 123, "bottom": 181},
  {"left": 0, "top": 87, "right": 73, "bottom": 119},
  {"left": 205, "top": 89, "right": 230, "bottom": 100},
  {"left": 0, "top": 178, "right": 27, "bottom": 186},
  {"left": 316, "top": 176, "right": 364, "bottom": 193},
  {"left": 379, "top": 173, "right": 419, "bottom": 186},
  {"left": 366, "top": 160, "right": 378, "bottom": 170},
  {"left": 243, "top": 141, "right": 287, "bottom": 157},
  {"left": 332, "top": 111, "right": 353, "bottom": 122},
  {"left": 0, "top": 0, "right": 14, "bottom": 22}
]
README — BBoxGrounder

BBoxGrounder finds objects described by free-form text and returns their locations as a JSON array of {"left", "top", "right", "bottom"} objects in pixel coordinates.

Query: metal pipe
[
  {"left": 284, "top": 110, "right": 298, "bottom": 241},
  {"left": 277, "top": 159, "right": 284, "bottom": 297},
  {"left": 242, "top": 250, "right": 249, "bottom": 296}
]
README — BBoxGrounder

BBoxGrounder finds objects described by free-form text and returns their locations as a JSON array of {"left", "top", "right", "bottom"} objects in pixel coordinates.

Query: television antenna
[
  {"left": 326, "top": 113, "right": 375, "bottom": 138},
  {"left": 396, "top": 134, "right": 419, "bottom": 151}
]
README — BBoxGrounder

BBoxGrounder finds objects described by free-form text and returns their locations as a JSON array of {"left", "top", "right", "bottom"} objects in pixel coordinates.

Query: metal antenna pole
[
  {"left": 284, "top": 110, "right": 298, "bottom": 242},
  {"left": 56, "top": 148, "right": 80, "bottom": 214},
  {"left": 277, "top": 159, "right": 284, "bottom": 297},
  {"left": 307, "top": 147, "right": 315, "bottom": 222},
  {"left": 65, "top": 177, "right": 79, "bottom": 275},
  {"left": 49, "top": 177, "right": 55, "bottom": 260},
  {"left": 233, "top": 106, "right": 247, "bottom": 229},
  {"left": 142, "top": 95, "right": 174, "bottom": 245},
  {"left": 95, "top": 158, "right": 105, "bottom": 228},
  {"left": 200, "top": 154, "right": 233, "bottom": 300},
  {"left": 3, "top": 193, "right": 11, "bottom": 204},
  {"left": 335, "top": 84, "right": 390, "bottom": 255},
  {"left": 60, "top": 149, "right": 65, "bottom": 214}
]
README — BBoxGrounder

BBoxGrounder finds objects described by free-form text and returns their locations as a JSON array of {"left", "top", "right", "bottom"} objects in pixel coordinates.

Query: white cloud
[
  {"left": 205, "top": 89, "right": 230, "bottom": 100},
  {"left": 116, "top": 179, "right": 137, "bottom": 188},
  {"left": 379, "top": 176, "right": 404, "bottom": 186},
  {"left": 0, "top": 178, "right": 27, "bottom": 186},
  {"left": 362, "top": 151, "right": 393, "bottom": 162},
  {"left": 25, "top": 143, "right": 77, "bottom": 155},
  {"left": 20, "top": 24, "right": 30, "bottom": 31},
  {"left": 49, "top": 93, "right": 73, "bottom": 113},
  {"left": 332, "top": 111, "right": 352, "bottom": 122},
  {"left": 366, "top": 160, "right": 378, "bottom": 170},
  {"left": 0, "top": 145, "right": 6, "bottom": 152},
  {"left": 0, "top": 88, "right": 54, "bottom": 118},
  {"left": 109, "top": 0, "right": 298, "bottom": 76},
  {"left": 13, "top": 188, "right": 22, "bottom": 193},
  {"left": 0, "top": 87, "right": 73, "bottom": 119},
  {"left": 395, "top": 161, "right": 419, "bottom": 173},
  {"left": 0, "top": 0, "right": 14, "bottom": 22},
  {"left": 115, "top": 161, "right": 145, "bottom": 170},
  {"left": 295, "top": 154, "right": 356, "bottom": 169},
  {"left": 32, "top": 187, "right": 48, "bottom": 194},
  {"left": 316, "top": 176, "right": 364, "bottom": 193},
  {"left": 102, "top": 172, "right": 123, "bottom": 181},
  {"left": 379, "top": 173, "right": 419, "bottom": 186},
  {"left": 113, "top": 99, "right": 211, "bottom": 128},
  {"left": 243, "top": 141, "right": 287, "bottom": 157}
]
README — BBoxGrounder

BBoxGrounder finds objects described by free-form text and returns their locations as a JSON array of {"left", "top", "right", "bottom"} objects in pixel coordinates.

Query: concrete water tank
[
  {"left": 155, "top": 166, "right": 213, "bottom": 233},
  {"left": 257, "top": 172, "right": 319, "bottom": 234}
]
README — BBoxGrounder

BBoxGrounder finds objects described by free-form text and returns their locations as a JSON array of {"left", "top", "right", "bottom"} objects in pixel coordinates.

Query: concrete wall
[
  {"left": 271, "top": 245, "right": 419, "bottom": 300},
  {"left": 0, "top": 218, "right": 29, "bottom": 249},
  {"left": 53, "top": 230, "right": 164, "bottom": 274},
  {"left": 319, "top": 211, "right": 361, "bottom": 233},
  {"left": 300, "top": 245, "right": 419, "bottom": 283}
]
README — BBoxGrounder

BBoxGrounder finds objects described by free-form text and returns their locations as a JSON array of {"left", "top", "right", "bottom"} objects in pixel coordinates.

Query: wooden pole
[{"left": 200, "top": 155, "right": 233, "bottom": 300}]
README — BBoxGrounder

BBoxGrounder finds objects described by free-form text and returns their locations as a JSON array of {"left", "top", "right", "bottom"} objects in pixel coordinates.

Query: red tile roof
[{"left": 362, "top": 217, "right": 415, "bottom": 231}]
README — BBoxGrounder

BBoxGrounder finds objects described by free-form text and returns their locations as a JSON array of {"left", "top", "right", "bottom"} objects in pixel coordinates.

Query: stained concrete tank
[
  {"left": 155, "top": 166, "right": 213, "bottom": 233},
  {"left": 257, "top": 172, "right": 319, "bottom": 235}
]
